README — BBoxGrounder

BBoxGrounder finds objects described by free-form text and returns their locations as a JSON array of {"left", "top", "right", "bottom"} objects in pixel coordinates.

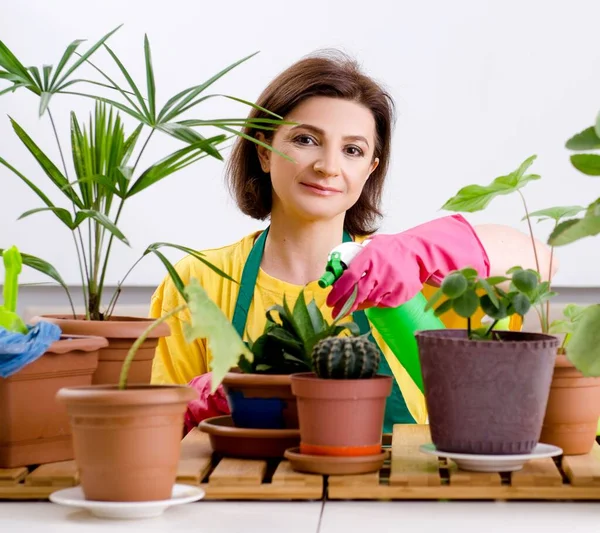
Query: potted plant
[
  {"left": 416, "top": 266, "right": 559, "bottom": 455},
  {"left": 441, "top": 154, "right": 600, "bottom": 454},
  {"left": 0, "top": 246, "right": 107, "bottom": 468},
  {"left": 0, "top": 26, "right": 290, "bottom": 385},
  {"left": 57, "top": 277, "right": 252, "bottom": 502},
  {"left": 222, "top": 288, "right": 360, "bottom": 430},
  {"left": 289, "top": 330, "right": 391, "bottom": 460}
]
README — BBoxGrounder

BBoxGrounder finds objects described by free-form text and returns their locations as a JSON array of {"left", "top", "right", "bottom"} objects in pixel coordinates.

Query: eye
[
  {"left": 293, "top": 134, "right": 317, "bottom": 146},
  {"left": 345, "top": 145, "right": 364, "bottom": 157}
]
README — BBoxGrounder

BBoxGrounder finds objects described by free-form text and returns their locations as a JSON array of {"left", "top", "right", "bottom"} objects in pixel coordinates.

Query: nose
[{"left": 313, "top": 147, "right": 340, "bottom": 178}]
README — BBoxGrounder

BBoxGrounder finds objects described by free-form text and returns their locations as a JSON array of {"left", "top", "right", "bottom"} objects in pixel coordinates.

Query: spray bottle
[{"left": 318, "top": 240, "right": 445, "bottom": 393}]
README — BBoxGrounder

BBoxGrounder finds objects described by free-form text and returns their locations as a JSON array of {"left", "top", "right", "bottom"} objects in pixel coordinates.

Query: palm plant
[{"left": 0, "top": 26, "right": 291, "bottom": 320}]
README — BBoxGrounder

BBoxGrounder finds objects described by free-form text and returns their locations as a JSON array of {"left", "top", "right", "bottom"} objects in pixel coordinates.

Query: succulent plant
[
  {"left": 238, "top": 287, "right": 361, "bottom": 375},
  {"left": 312, "top": 335, "right": 380, "bottom": 379}
]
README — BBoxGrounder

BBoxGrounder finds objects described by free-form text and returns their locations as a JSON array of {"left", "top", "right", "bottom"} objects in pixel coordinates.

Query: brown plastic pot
[
  {"left": 540, "top": 353, "right": 600, "bottom": 455},
  {"left": 0, "top": 335, "right": 106, "bottom": 468},
  {"left": 56, "top": 384, "right": 197, "bottom": 502},
  {"left": 415, "top": 329, "right": 558, "bottom": 455},
  {"left": 290, "top": 372, "right": 392, "bottom": 456},
  {"left": 33, "top": 315, "right": 169, "bottom": 385},
  {"left": 222, "top": 371, "right": 298, "bottom": 429}
]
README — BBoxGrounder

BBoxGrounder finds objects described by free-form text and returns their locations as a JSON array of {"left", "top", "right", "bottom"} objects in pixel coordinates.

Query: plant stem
[
  {"left": 105, "top": 255, "right": 144, "bottom": 318},
  {"left": 545, "top": 225, "right": 557, "bottom": 333},
  {"left": 485, "top": 319, "right": 499, "bottom": 337},
  {"left": 467, "top": 317, "right": 472, "bottom": 338},
  {"left": 47, "top": 109, "right": 69, "bottom": 181},
  {"left": 118, "top": 303, "right": 186, "bottom": 389},
  {"left": 518, "top": 190, "right": 541, "bottom": 275},
  {"left": 133, "top": 129, "right": 154, "bottom": 172}
]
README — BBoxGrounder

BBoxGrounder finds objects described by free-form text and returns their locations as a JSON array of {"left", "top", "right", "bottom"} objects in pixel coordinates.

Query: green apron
[{"left": 231, "top": 227, "right": 416, "bottom": 432}]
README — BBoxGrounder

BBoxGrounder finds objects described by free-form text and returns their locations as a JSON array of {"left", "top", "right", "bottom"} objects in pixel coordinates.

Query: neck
[{"left": 261, "top": 210, "right": 347, "bottom": 287}]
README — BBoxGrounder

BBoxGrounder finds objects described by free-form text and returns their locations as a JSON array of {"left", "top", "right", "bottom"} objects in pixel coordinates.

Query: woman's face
[{"left": 257, "top": 96, "right": 379, "bottom": 225}]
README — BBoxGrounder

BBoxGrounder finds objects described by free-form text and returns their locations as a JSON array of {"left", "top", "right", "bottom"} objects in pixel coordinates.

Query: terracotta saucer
[
  {"left": 284, "top": 447, "right": 388, "bottom": 475},
  {"left": 198, "top": 415, "right": 300, "bottom": 459}
]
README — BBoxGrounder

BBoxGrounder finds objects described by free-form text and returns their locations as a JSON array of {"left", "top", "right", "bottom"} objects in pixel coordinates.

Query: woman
[{"left": 150, "top": 51, "right": 556, "bottom": 431}]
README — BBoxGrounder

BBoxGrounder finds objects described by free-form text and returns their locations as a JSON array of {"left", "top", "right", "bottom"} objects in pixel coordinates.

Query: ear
[
  {"left": 367, "top": 157, "right": 379, "bottom": 178},
  {"left": 255, "top": 132, "right": 271, "bottom": 173}
]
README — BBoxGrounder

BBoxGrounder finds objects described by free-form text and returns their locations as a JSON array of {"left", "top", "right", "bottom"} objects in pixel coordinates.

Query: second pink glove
[{"left": 326, "top": 214, "right": 490, "bottom": 318}]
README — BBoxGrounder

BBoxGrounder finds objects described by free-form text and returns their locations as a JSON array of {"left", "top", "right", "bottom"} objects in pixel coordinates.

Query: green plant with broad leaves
[
  {"left": 0, "top": 26, "right": 291, "bottom": 320},
  {"left": 441, "top": 155, "right": 582, "bottom": 333},
  {"left": 425, "top": 266, "right": 552, "bottom": 340},
  {"left": 238, "top": 287, "right": 360, "bottom": 375}
]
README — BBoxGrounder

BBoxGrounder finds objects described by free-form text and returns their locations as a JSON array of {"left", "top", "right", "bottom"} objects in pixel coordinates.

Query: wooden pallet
[
  {"left": 328, "top": 425, "right": 600, "bottom": 500},
  {"left": 2, "top": 425, "right": 600, "bottom": 501}
]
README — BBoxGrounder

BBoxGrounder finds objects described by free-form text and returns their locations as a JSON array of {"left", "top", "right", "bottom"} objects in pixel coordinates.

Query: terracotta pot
[
  {"left": 415, "top": 329, "right": 558, "bottom": 455},
  {"left": 540, "top": 353, "right": 600, "bottom": 455},
  {"left": 222, "top": 371, "right": 298, "bottom": 429},
  {"left": 0, "top": 335, "right": 106, "bottom": 468},
  {"left": 33, "top": 315, "right": 169, "bottom": 385},
  {"left": 57, "top": 384, "right": 197, "bottom": 502},
  {"left": 290, "top": 372, "right": 392, "bottom": 456}
]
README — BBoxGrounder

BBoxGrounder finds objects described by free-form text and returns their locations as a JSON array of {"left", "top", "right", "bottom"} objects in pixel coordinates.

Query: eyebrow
[{"left": 290, "top": 123, "right": 370, "bottom": 148}]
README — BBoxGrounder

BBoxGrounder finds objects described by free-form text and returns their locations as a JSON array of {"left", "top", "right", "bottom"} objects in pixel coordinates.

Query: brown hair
[{"left": 225, "top": 50, "right": 396, "bottom": 236}]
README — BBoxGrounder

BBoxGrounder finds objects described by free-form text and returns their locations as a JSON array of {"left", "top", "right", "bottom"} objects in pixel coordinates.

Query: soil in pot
[
  {"left": 0, "top": 335, "right": 107, "bottom": 468},
  {"left": 541, "top": 353, "right": 600, "bottom": 455},
  {"left": 222, "top": 372, "right": 298, "bottom": 429},
  {"left": 56, "top": 384, "right": 197, "bottom": 502},
  {"left": 33, "top": 315, "right": 169, "bottom": 386},
  {"left": 290, "top": 372, "right": 392, "bottom": 457},
  {"left": 415, "top": 329, "right": 558, "bottom": 455}
]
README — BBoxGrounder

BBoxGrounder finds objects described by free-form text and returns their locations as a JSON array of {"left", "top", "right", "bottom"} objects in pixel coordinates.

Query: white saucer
[
  {"left": 49, "top": 484, "right": 205, "bottom": 519},
  {"left": 419, "top": 443, "right": 563, "bottom": 472}
]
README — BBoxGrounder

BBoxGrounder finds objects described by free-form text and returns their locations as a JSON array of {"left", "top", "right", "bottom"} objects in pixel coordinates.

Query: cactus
[{"left": 312, "top": 335, "right": 380, "bottom": 379}]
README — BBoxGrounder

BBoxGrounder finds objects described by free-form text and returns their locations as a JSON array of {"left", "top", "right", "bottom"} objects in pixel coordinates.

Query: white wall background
[{"left": 1, "top": 0, "right": 600, "bottom": 295}]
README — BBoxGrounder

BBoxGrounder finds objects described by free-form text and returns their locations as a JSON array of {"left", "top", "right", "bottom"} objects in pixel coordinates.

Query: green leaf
[
  {"left": 149, "top": 249, "right": 186, "bottom": 300},
  {"left": 38, "top": 91, "right": 52, "bottom": 117},
  {"left": 306, "top": 299, "right": 326, "bottom": 334},
  {"left": 548, "top": 319, "right": 574, "bottom": 335},
  {"left": 74, "top": 210, "right": 130, "bottom": 245},
  {"left": 570, "top": 154, "right": 600, "bottom": 176},
  {"left": 291, "top": 290, "right": 315, "bottom": 346},
  {"left": 485, "top": 276, "right": 510, "bottom": 285},
  {"left": 9, "top": 117, "right": 83, "bottom": 207},
  {"left": 565, "top": 304, "right": 600, "bottom": 376},
  {"left": 265, "top": 328, "right": 304, "bottom": 356},
  {"left": 564, "top": 303, "right": 588, "bottom": 320},
  {"left": 332, "top": 285, "right": 359, "bottom": 323},
  {"left": 506, "top": 266, "right": 524, "bottom": 275},
  {"left": 49, "top": 38, "right": 85, "bottom": 87},
  {"left": 511, "top": 269, "right": 538, "bottom": 293},
  {"left": 0, "top": 41, "right": 35, "bottom": 85},
  {"left": 144, "top": 242, "right": 236, "bottom": 283},
  {"left": 441, "top": 155, "right": 540, "bottom": 213},
  {"left": 480, "top": 294, "right": 507, "bottom": 319},
  {"left": 18, "top": 206, "right": 74, "bottom": 228},
  {"left": 526, "top": 205, "right": 586, "bottom": 223},
  {"left": 548, "top": 198, "right": 600, "bottom": 246},
  {"left": 452, "top": 290, "right": 480, "bottom": 318},
  {"left": 477, "top": 277, "right": 499, "bottom": 307},
  {"left": 143, "top": 35, "right": 156, "bottom": 122},
  {"left": 157, "top": 123, "right": 225, "bottom": 159},
  {"left": 509, "top": 293, "right": 531, "bottom": 316},
  {"left": 433, "top": 299, "right": 454, "bottom": 317},
  {"left": 216, "top": 124, "right": 294, "bottom": 163},
  {"left": 424, "top": 287, "right": 444, "bottom": 312},
  {"left": 566, "top": 127, "right": 600, "bottom": 151},
  {"left": 441, "top": 272, "right": 468, "bottom": 298},
  {"left": 183, "top": 278, "right": 253, "bottom": 392}
]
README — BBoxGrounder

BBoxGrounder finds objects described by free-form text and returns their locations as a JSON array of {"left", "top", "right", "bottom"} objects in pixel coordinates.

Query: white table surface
[{"left": 0, "top": 500, "right": 598, "bottom": 532}]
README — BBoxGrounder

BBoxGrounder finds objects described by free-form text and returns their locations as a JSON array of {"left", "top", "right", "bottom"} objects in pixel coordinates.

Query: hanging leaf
[
  {"left": 565, "top": 127, "right": 600, "bottom": 151},
  {"left": 525, "top": 205, "right": 585, "bottom": 223},
  {"left": 565, "top": 304, "right": 600, "bottom": 376},
  {"left": 570, "top": 154, "right": 600, "bottom": 176},
  {"left": 548, "top": 198, "right": 600, "bottom": 246}
]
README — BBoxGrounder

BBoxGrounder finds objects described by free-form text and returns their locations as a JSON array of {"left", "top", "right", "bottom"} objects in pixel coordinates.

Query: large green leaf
[
  {"left": 441, "top": 155, "right": 540, "bottom": 213},
  {"left": 183, "top": 278, "right": 252, "bottom": 392},
  {"left": 306, "top": 299, "right": 326, "bottom": 334},
  {"left": 526, "top": 205, "right": 585, "bottom": 223},
  {"left": 570, "top": 154, "right": 600, "bottom": 176},
  {"left": 566, "top": 127, "right": 600, "bottom": 151},
  {"left": 74, "top": 210, "right": 129, "bottom": 245},
  {"left": 548, "top": 198, "right": 600, "bottom": 246},
  {"left": 18, "top": 206, "right": 74, "bottom": 228},
  {"left": 143, "top": 35, "right": 156, "bottom": 122},
  {"left": 149, "top": 249, "right": 185, "bottom": 299},
  {"left": 291, "top": 290, "right": 315, "bottom": 348},
  {"left": 565, "top": 304, "right": 600, "bottom": 376}
]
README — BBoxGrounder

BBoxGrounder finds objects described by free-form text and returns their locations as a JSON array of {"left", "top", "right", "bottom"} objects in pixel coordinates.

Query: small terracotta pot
[
  {"left": 222, "top": 371, "right": 298, "bottom": 429},
  {"left": 56, "top": 384, "right": 197, "bottom": 502},
  {"left": 415, "top": 329, "right": 558, "bottom": 455},
  {"left": 290, "top": 372, "right": 392, "bottom": 456},
  {"left": 34, "top": 315, "right": 169, "bottom": 385},
  {"left": 540, "top": 353, "right": 600, "bottom": 455},
  {"left": 0, "top": 335, "right": 107, "bottom": 468}
]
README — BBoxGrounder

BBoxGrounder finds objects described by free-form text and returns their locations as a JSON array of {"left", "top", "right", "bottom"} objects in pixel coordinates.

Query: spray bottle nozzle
[
  {"left": 318, "top": 271, "right": 336, "bottom": 289},
  {"left": 318, "top": 251, "right": 346, "bottom": 289}
]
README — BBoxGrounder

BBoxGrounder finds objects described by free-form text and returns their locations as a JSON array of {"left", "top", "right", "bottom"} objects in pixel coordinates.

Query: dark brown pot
[
  {"left": 541, "top": 353, "right": 600, "bottom": 455},
  {"left": 56, "top": 384, "right": 197, "bottom": 502},
  {"left": 0, "top": 335, "right": 107, "bottom": 468},
  {"left": 33, "top": 315, "right": 169, "bottom": 385},
  {"left": 290, "top": 372, "right": 392, "bottom": 456},
  {"left": 415, "top": 329, "right": 558, "bottom": 455},
  {"left": 222, "top": 372, "right": 298, "bottom": 429}
]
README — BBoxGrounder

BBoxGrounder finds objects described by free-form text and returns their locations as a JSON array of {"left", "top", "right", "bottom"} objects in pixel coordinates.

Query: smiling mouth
[{"left": 300, "top": 182, "right": 342, "bottom": 194}]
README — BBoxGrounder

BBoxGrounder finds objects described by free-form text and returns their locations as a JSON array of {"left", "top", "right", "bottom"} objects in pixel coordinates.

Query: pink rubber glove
[
  {"left": 184, "top": 372, "right": 230, "bottom": 435},
  {"left": 327, "top": 214, "right": 490, "bottom": 317}
]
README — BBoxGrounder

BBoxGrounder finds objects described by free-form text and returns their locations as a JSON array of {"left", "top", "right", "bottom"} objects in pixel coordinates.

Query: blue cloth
[{"left": 0, "top": 321, "right": 62, "bottom": 378}]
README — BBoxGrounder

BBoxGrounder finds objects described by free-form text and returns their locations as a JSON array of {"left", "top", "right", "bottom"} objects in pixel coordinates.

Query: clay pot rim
[
  {"left": 47, "top": 334, "right": 109, "bottom": 354},
  {"left": 32, "top": 314, "right": 169, "bottom": 339},
  {"left": 290, "top": 372, "right": 393, "bottom": 399},
  {"left": 416, "top": 328, "right": 559, "bottom": 349},
  {"left": 199, "top": 415, "right": 299, "bottom": 438},
  {"left": 56, "top": 383, "right": 197, "bottom": 405},
  {"left": 223, "top": 371, "right": 292, "bottom": 387},
  {"left": 291, "top": 372, "right": 392, "bottom": 384}
]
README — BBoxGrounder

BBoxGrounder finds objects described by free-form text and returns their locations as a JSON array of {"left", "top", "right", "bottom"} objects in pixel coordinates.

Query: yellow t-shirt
[{"left": 149, "top": 230, "right": 519, "bottom": 424}]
